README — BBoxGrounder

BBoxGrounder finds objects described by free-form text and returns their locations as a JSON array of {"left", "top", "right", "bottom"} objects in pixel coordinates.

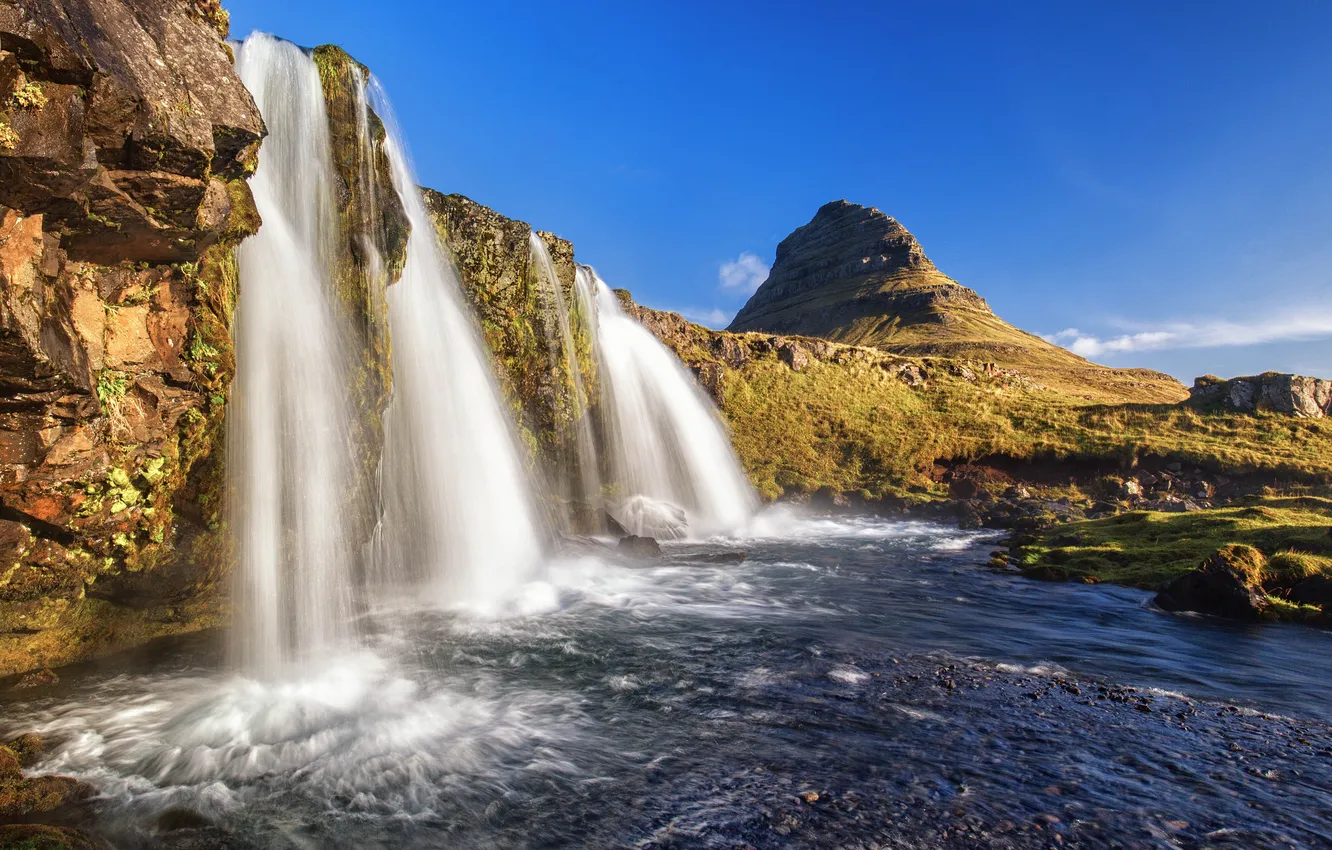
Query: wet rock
[
  {"left": 0, "top": 766, "right": 88, "bottom": 820},
  {"left": 1288, "top": 575, "right": 1332, "bottom": 608},
  {"left": 13, "top": 668, "right": 59, "bottom": 690},
  {"left": 1156, "top": 546, "right": 1270, "bottom": 620},
  {"left": 1021, "top": 565, "right": 1070, "bottom": 582},
  {"left": 617, "top": 535, "right": 662, "bottom": 558},
  {"left": 158, "top": 807, "right": 213, "bottom": 831},
  {"left": 3, "top": 734, "right": 45, "bottom": 767},
  {"left": 603, "top": 512, "right": 628, "bottom": 537},
  {"left": 957, "top": 501, "right": 982, "bottom": 530},
  {"left": 810, "top": 486, "right": 850, "bottom": 512}
]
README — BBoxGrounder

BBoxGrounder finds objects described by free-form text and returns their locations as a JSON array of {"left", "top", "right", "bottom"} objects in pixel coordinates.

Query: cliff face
[
  {"left": 729, "top": 201, "right": 1186, "bottom": 404},
  {"left": 0, "top": 0, "right": 264, "bottom": 674},
  {"left": 312, "top": 44, "right": 409, "bottom": 546}
]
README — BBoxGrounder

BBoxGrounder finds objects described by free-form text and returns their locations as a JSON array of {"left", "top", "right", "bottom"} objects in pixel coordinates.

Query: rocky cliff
[
  {"left": 423, "top": 190, "right": 598, "bottom": 501},
  {"left": 0, "top": 0, "right": 263, "bottom": 674},
  {"left": 729, "top": 201, "right": 1185, "bottom": 404}
]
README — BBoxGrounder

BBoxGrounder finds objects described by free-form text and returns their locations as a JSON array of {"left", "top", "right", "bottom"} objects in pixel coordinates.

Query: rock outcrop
[
  {"left": 0, "top": 0, "right": 264, "bottom": 675},
  {"left": 0, "top": 0, "right": 263, "bottom": 264},
  {"left": 1190, "top": 373, "right": 1332, "bottom": 419},
  {"left": 311, "top": 44, "right": 410, "bottom": 546},
  {"left": 727, "top": 201, "right": 1186, "bottom": 404},
  {"left": 424, "top": 190, "right": 597, "bottom": 484},
  {"left": 1155, "top": 545, "right": 1271, "bottom": 620}
]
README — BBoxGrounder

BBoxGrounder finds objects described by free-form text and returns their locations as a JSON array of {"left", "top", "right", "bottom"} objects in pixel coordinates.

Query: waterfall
[
  {"left": 369, "top": 80, "right": 544, "bottom": 610},
  {"left": 528, "top": 232, "right": 602, "bottom": 529},
  {"left": 229, "top": 34, "right": 360, "bottom": 673},
  {"left": 576, "top": 268, "right": 757, "bottom": 538}
]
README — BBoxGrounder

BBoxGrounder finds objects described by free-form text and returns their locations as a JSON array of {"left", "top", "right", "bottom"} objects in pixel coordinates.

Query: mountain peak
[
  {"left": 725, "top": 200, "right": 1186, "bottom": 402},
  {"left": 728, "top": 200, "right": 987, "bottom": 341}
]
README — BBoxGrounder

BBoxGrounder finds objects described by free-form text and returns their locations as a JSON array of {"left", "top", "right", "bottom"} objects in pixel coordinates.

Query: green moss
[
  {"left": 9, "top": 81, "right": 46, "bottom": 110},
  {"left": 0, "top": 120, "right": 18, "bottom": 150},
  {"left": 95, "top": 370, "right": 130, "bottom": 407},
  {"left": 1017, "top": 498, "right": 1332, "bottom": 589}
]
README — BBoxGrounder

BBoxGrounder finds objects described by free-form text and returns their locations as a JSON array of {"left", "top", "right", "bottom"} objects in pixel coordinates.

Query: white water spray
[
  {"left": 229, "top": 35, "right": 360, "bottom": 673},
  {"left": 577, "top": 268, "right": 757, "bottom": 537},
  {"left": 370, "top": 80, "right": 544, "bottom": 610}
]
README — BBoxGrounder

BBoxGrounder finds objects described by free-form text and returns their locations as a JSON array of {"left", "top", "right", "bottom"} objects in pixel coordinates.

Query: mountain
[{"left": 728, "top": 201, "right": 1185, "bottom": 403}]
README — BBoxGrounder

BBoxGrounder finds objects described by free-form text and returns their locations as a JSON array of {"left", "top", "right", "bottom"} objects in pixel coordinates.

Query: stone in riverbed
[{"left": 617, "top": 535, "right": 662, "bottom": 558}]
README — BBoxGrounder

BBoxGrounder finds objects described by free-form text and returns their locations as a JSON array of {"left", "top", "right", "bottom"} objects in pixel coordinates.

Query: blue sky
[{"left": 225, "top": 0, "right": 1332, "bottom": 382}]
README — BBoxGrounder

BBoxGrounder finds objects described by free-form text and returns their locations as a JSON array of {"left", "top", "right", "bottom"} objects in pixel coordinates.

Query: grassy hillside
[
  {"left": 1012, "top": 498, "right": 1332, "bottom": 588},
  {"left": 629, "top": 299, "right": 1332, "bottom": 504}
]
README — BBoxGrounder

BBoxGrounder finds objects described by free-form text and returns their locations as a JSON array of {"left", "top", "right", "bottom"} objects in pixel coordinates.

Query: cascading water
[
  {"left": 528, "top": 231, "right": 602, "bottom": 527},
  {"left": 369, "top": 80, "right": 544, "bottom": 610},
  {"left": 229, "top": 35, "right": 361, "bottom": 673},
  {"left": 576, "top": 267, "right": 757, "bottom": 538}
]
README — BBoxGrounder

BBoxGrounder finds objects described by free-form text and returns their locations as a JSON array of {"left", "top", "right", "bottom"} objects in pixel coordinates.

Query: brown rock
[
  {"left": 777, "top": 342, "right": 809, "bottom": 372},
  {"left": 0, "top": 0, "right": 265, "bottom": 262},
  {"left": 103, "top": 304, "right": 155, "bottom": 367},
  {"left": 1190, "top": 373, "right": 1332, "bottom": 418}
]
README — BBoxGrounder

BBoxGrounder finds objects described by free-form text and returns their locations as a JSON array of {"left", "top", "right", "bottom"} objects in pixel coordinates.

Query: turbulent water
[
  {"left": 228, "top": 35, "right": 361, "bottom": 674},
  {"left": 5, "top": 511, "right": 1331, "bottom": 849},
  {"left": 580, "top": 267, "right": 757, "bottom": 538}
]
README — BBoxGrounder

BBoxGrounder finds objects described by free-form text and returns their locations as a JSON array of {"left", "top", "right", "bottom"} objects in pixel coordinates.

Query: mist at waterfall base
[{"left": 4, "top": 33, "right": 1332, "bottom": 850}]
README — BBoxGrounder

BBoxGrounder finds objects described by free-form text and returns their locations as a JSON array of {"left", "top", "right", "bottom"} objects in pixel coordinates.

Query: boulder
[
  {"left": 1155, "top": 546, "right": 1270, "bottom": 620},
  {"left": 0, "top": 0, "right": 265, "bottom": 263},
  {"left": 617, "top": 535, "right": 661, "bottom": 558},
  {"left": 810, "top": 485, "right": 851, "bottom": 511},
  {"left": 777, "top": 342, "right": 810, "bottom": 372},
  {"left": 1288, "top": 575, "right": 1332, "bottom": 608},
  {"left": 1190, "top": 373, "right": 1331, "bottom": 418}
]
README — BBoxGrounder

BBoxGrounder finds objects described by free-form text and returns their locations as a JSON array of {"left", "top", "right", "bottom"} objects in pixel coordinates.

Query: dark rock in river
[
  {"left": 1156, "top": 545, "right": 1270, "bottom": 620},
  {"left": 617, "top": 535, "right": 662, "bottom": 558}
]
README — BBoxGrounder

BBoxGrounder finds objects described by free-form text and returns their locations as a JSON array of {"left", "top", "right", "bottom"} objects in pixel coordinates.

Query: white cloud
[
  {"left": 680, "top": 307, "right": 733, "bottom": 328},
  {"left": 718, "top": 252, "right": 770, "bottom": 294},
  {"left": 1042, "top": 311, "right": 1332, "bottom": 358}
]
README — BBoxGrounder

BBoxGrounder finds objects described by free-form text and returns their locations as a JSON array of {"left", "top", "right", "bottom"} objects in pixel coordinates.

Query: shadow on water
[{"left": 4, "top": 510, "right": 1331, "bottom": 848}]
